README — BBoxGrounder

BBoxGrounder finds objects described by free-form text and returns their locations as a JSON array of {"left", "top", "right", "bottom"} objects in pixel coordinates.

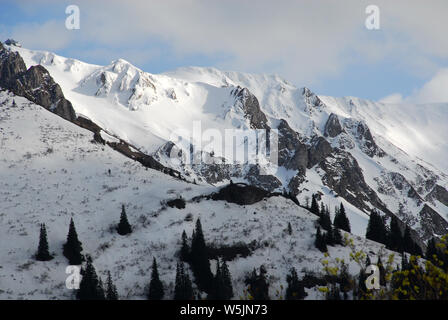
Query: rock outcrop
[{"left": 0, "top": 43, "right": 76, "bottom": 121}]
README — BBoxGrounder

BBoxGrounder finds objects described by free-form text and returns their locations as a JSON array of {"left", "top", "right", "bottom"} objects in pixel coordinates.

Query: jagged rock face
[
  {"left": 319, "top": 150, "right": 387, "bottom": 213},
  {"left": 426, "top": 185, "right": 448, "bottom": 207},
  {"left": 245, "top": 165, "right": 282, "bottom": 192},
  {"left": 324, "top": 113, "right": 343, "bottom": 137},
  {"left": 354, "top": 121, "right": 385, "bottom": 157},
  {"left": 277, "top": 119, "right": 308, "bottom": 172},
  {"left": 0, "top": 45, "right": 27, "bottom": 88},
  {"left": 307, "top": 136, "right": 332, "bottom": 168},
  {"left": 0, "top": 44, "right": 76, "bottom": 122},
  {"left": 287, "top": 173, "right": 306, "bottom": 196},
  {"left": 232, "top": 87, "right": 269, "bottom": 130},
  {"left": 419, "top": 204, "right": 448, "bottom": 240}
]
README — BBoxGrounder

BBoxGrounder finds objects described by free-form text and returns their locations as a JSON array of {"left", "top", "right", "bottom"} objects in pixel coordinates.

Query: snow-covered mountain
[
  {"left": 7, "top": 44, "right": 447, "bottom": 242},
  {"left": 1, "top": 41, "right": 448, "bottom": 299}
]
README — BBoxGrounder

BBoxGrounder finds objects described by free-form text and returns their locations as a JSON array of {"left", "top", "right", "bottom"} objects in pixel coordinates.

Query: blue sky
[{"left": 2, "top": 0, "right": 448, "bottom": 103}]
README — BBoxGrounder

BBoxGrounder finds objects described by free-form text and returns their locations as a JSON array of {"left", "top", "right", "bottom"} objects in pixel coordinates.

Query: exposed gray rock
[
  {"left": 277, "top": 119, "right": 308, "bottom": 172},
  {"left": 232, "top": 86, "right": 269, "bottom": 130},
  {"left": 307, "top": 136, "right": 332, "bottom": 168},
  {"left": 324, "top": 113, "right": 344, "bottom": 137},
  {"left": 354, "top": 121, "right": 385, "bottom": 157},
  {"left": 319, "top": 149, "right": 388, "bottom": 213},
  {"left": 0, "top": 47, "right": 77, "bottom": 121},
  {"left": 426, "top": 184, "right": 448, "bottom": 207},
  {"left": 245, "top": 165, "right": 282, "bottom": 192},
  {"left": 419, "top": 204, "right": 448, "bottom": 240},
  {"left": 211, "top": 183, "right": 270, "bottom": 205}
]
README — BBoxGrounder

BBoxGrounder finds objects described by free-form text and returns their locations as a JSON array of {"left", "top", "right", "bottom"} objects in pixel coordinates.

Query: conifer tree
[
  {"left": 315, "top": 227, "right": 327, "bottom": 252},
  {"left": 180, "top": 230, "right": 190, "bottom": 262},
  {"left": 365, "top": 210, "right": 387, "bottom": 245},
  {"left": 426, "top": 237, "right": 439, "bottom": 265},
  {"left": 221, "top": 260, "right": 234, "bottom": 300},
  {"left": 287, "top": 222, "right": 292, "bottom": 235},
  {"left": 36, "top": 223, "right": 53, "bottom": 261},
  {"left": 310, "top": 195, "right": 319, "bottom": 216},
  {"left": 319, "top": 205, "right": 332, "bottom": 231},
  {"left": 403, "top": 226, "right": 422, "bottom": 255},
  {"left": 333, "top": 226, "right": 343, "bottom": 245},
  {"left": 286, "top": 267, "right": 306, "bottom": 300},
  {"left": 77, "top": 255, "right": 105, "bottom": 300},
  {"left": 325, "top": 226, "right": 335, "bottom": 246},
  {"left": 245, "top": 266, "right": 270, "bottom": 300},
  {"left": 117, "top": 204, "right": 132, "bottom": 235},
  {"left": 63, "top": 218, "right": 84, "bottom": 265},
  {"left": 105, "top": 271, "right": 118, "bottom": 300},
  {"left": 387, "top": 216, "right": 403, "bottom": 252},
  {"left": 148, "top": 257, "right": 164, "bottom": 300},
  {"left": 190, "top": 219, "right": 213, "bottom": 293},
  {"left": 334, "top": 203, "right": 351, "bottom": 233},
  {"left": 174, "top": 262, "right": 194, "bottom": 300}
]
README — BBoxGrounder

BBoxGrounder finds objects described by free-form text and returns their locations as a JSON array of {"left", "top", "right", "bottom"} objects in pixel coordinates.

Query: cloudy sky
[{"left": 1, "top": 0, "right": 448, "bottom": 103}]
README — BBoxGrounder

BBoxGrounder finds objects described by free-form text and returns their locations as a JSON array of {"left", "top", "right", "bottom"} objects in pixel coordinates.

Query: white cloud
[
  {"left": 410, "top": 68, "right": 448, "bottom": 104},
  {"left": 7, "top": 0, "right": 448, "bottom": 95},
  {"left": 379, "top": 93, "right": 404, "bottom": 104}
]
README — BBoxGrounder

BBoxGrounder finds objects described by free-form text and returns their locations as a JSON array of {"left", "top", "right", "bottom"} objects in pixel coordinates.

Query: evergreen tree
[
  {"left": 333, "top": 226, "right": 343, "bottom": 245},
  {"left": 180, "top": 230, "right": 190, "bottom": 262},
  {"left": 318, "top": 205, "right": 332, "bottom": 231},
  {"left": 310, "top": 195, "right": 319, "bottom": 216},
  {"left": 286, "top": 267, "right": 306, "bottom": 300},
  {"left": 190, "top": 219, "right": 213, "bottom": 293},
  {"left": 63, "top": 218, "right": 84, "bottom": 265},
  {"left": 403, "top": 226, "right": 422, "bottom": 255},
  {"left": 334, "top": 203, "right": 351, "bottom": 233},
  {"left": 377, "top": 256, "right": 386, "bottom": 286},
  {"left": 387, "top": 216, "right": 403, "bottom": 253},
  {"left": 148, "top": 257, "right": 165, "bottom": 300},
  {"left": 325, "top": 226, "right": 335, "bottom": 246},
  {"left": 77, "top": 255, "right": 105, "bottom": 300},
  {"left": 117, "top": 204, "right": 132, "bottom": 235},
  {"left": 315, "top": 227, "right": 327, "bottom": 252},
  {"left": 210, "top": 259, "right": 234, "bottom": 300},
  {"left": 105, "top": 271, "right": 118, "bottom": 300},
  {"left": 365, "top": 210, "right": 387, "bottom": 245},
  {"left": 174, "top": 262, "right": 194, "bottom": 300},
  {"left": 287, "top": 222, "right": 292, "bottom": 235},
  {"left": 426, "top": 237, "right": 439, "bottom": 265},
  {"left": 245, "top": 266, "right": 270, "bottom": 300},
  {"left": 221, "top": 260, "right": 234, "bottom": 300},
  {"left": 36, "top": 223, "right": 53, "bottom": 261}
]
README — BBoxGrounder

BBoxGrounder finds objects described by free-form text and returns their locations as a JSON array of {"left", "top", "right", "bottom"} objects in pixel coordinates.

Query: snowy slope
[
  {"left": 5, "top": 45, "right": 448, "bottom": 242},
  {"left": 0, "top": 92, "right": 401, "bottom": 299}
]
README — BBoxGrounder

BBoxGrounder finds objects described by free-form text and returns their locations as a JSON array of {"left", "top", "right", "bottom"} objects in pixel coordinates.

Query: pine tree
[
  {"left": 105, "top": 271, "right": 118, "bottom": 300},
  {"left": 325, "top": 226, "right": 335, "bottom": 246},
  {"left": 36, "top": 223, "right": 53, "bottom": 261},
  {"left": 221, "top": 260, "right": 234, "bottom": 300},
  {"left": 310, "top": 195, "right": 319, "bottom": 216},
  {"left": 245, "top": 266, "right": 270, "bottom": 300},
  {"left": 287, "top": 222, "right": 292, "bottom": 235},
  {"left": 190, "top": 218, "right": 213, "bottom": 293},
  {"left": 319, "top": 205, "right": 332, "bottom": 231},
  {"left": 426, "top": 237, "right": 439, "bottom": 265},
  {"left": 117, "top": 204, "right": 132, "bottom": 235},
  {"left": 174, "top": 262, "right": 194, "bottom": 300},
  {"left": 286, "top": 267, "right": 306, "bottom": 300},
  {"left": 365, "top": 210, "right": 387, "bottom": 245},
  {"left": 334, "top": 203, "right": 350, "bottom": 233},
  {"left": 63, "top": 218, "right": 84, "bottom": 265},
  {"left": 315, "top": 227, "right": 327, "bottom": 252},
  {"left": 333, "top": 226, "right": 343, "bottom": 245},
  {"left": 403, "top": 226, "right": 422, "bottom": 255},
  {"left": 77, "top": 255, "right": 105, "bottom": 300},
  {"left": 180, "top": 230, "right": 190, "bottom": 262},
  {"left": 387, "top": 216, "right": 403, "bottom": 252},
  {"left": 210, "top": 259, "right": 234, "bottom": 300},
  {"left": 148, "top": 257, "right": 164, "bottom": 300}
]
